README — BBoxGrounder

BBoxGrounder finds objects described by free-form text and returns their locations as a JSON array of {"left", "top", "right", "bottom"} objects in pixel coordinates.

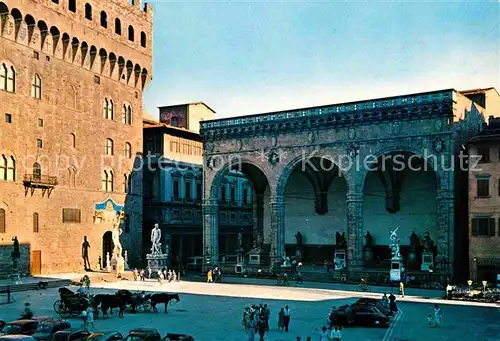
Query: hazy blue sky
[{"left": 143, "top": 1, "right": 499, "bottom": 119}]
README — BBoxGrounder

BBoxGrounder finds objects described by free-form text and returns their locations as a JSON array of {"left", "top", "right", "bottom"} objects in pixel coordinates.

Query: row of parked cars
[{"left": 0, "top": 318, "right": 193, "bottom": 341}]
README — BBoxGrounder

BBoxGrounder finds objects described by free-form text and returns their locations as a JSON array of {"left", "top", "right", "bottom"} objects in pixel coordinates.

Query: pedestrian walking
[
  {"left": 278, "top": 308, "right": 285, "bottom": 331},
  {"left": 283, "top": 305, "right": 291, "bottom": 332},
  {"left": 133, "top": 268, "right": 138, "bottom": 281},
  {"left": 256, "top": 315, "right": 266, "bottom": 341},
  {"left": 433, "top": 304, "right": 442, "bottom": 327},
  {"left": 86, "top": 307, "right": 94, "bottom": 328},
  {"left": 263, "top": 304, "right": 270, "bottom": 331},
  {"left": 140, "top": 269, "right": 145, "bottom": 281},
  {"left": 207, "top": 269, "right": 213, "bottom": 283},
  {"left": 330, "top": 325, "right": 342, "bottom": 341},
  {"left": 399, "top": 281, "right": 405, "bottom": 297},
  {"left": 427, "top": 313, "right": 433, "bottom": 327},
  {"left": 245, "top": 313, "right": 257, "bottom": 341},
  {"left": 81, "top": 309, "right": 87, "bottom": 328},
  {"left": 381, "top": 293, "right": 389, "bottom": 308},
  {"left": 319, "top": 326, "right": 329, "bottom": 341}
]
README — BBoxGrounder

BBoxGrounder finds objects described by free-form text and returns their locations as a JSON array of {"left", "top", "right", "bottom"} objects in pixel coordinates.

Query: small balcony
[{"left": 23, "top": 174, "right": 58, "bottom": 196}]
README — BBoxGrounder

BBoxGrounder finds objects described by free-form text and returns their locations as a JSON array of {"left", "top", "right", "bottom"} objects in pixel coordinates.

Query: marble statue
[
  {"left": 12, "top": 236, "right": 20, "bottom": 269},
  {"left": 389, "top": 226, "right": 401, "bottom": 258},
  {"left": 151, "top": 223, "right": 162, "bottom": 254},
  {"left": 295, "top": 230, "right": 303, "bottom": 246},
  {"left": 105, "top": 252, "right": 111, "bottom": 271},
  {"left": 237, "top": 232, "right": 243, "bottom": 248},
  {"left": 409, "top": 231, "right": 420, "bottom": 250},
  {"left": 111, "top": 217, "right": 123, "bottom": 258},
  {"left": 82, "top": 236, "right": 91, "bottom": 270},
  {"left": 365, "top": 231, "right": 373, "bottom": 248},
  {"left": 423, "top": 231, "right": 434, "bottom": 251}
]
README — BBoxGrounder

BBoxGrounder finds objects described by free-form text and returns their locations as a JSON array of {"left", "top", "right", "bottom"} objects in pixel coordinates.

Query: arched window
[
  {"left": 33, "top": 213, "right": 39, "bottom": 233},
  {"left": 68, "top": 0, "right": 76, "bottom": 12},
  {"left": 0, "top": 64, "right": 6, "bottom": 91},
  {"left": 103, "top": 98, "right": 114, "bottom": 120},
  {"left": 100, "top": 11, "right": 107, "bottom": 28},
  {"left": 7, "top": 156, "right": 15, "bottom": 181},
  {"left": 122, "top": 104, "right": 132, "bottom": 125},
  {"left": 140, "top": 32, "right": 146, "bottom": 47},
  {"left": 0, "top": 155, "right": 6, "bottom": 180},
  {"left": 128, "top": 25, "right": 134, "bottom": 41},
  {"left": 31, "top": 74, "right": 42, "bottom": 99},
  {"left": 85, "top": 3, "right": 92, "bottom": 20},
  {"left": 105, "top": 138, "right": 113, "bottom": 155},
  {"left": 115, "top": 18, "right": 121, "bottom": 35},
  {"left": 124, "top": 142, "right": 132, "bottom": 159},
  {"left": 0, "top": 208, "right": 5, "bottom": 233},
  {"left": 0, "top": 63, "right": 15, "bottom": 93},
  {"left": 124, "top": 174, "right": 128, "bottom": 193},
  {"left": 70, "top": 133, "right": 76, "bottom": 148},
  {"left": 52, "top": 0, "right": 60, "bottom": 4},
  {"left": 102, "top": 170, "right": 113, "bottom": 192},
  {"left": 33, "top": 162, "right": 41, "bottom": 180}
]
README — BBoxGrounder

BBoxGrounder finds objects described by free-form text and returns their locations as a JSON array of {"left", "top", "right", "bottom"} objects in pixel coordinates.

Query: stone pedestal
[
  {"left": 421, "top": 252, "right": 434, "bottom": 272},
  {"left": 390, "top": 256, "right": 403, "bottom": 281},
  {"left": 146, "top": 253, "right": 169, "bottom": 273},
  {"left": 334, "top": 249, "right": 347, "bottom": 270},
  {"left": 110, "top": 255, "right": 125, "bottom": 275},
  {"left": 295, "top": 246, "right": 302, "bottom": 260},
  {"left": 248, "top": 248, "right": 268, "bottom": 265}
]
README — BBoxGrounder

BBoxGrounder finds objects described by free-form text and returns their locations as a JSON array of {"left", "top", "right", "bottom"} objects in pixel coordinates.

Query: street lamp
[
  {"left": 467, "top": 279, "right": 473, "bottom": 291},
  {"left": 482, "top": 280, "right": 487, "bottom": 292}
]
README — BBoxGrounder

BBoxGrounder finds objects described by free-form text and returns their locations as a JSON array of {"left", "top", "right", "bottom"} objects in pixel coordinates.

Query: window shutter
[
  {"left": 0, "top": 208, "right": 5, "bottom": 233},
  {"left": 471, "top": 218, "right": 478, "bottom": 236},
  {"left": 489, "top": 218, "right": 496, "bottom": 236}
]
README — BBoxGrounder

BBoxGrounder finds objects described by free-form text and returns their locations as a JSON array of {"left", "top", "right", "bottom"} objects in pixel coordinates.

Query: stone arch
[
  {"left": 80, "top": 41, "right": 88, "bottom": 66},
  {"left": 125, "top": 60, "right": 133, "bottom": 83},
  {"left": 61, "top": 33, "right": 70, "bottom": 58},
  {"left": 141, "top": 68, "right": 148, "bottom": 89},
  {"left": 118, "top": 56, "right": 125, "bottom": 80},
  {"left": 99, "top": 48, "right": 107, "bottom": 74},
  {"left": 70, "top": 37, "right": 79, "bottom": 62},
  {"left": 114, "top": 18, "right": 121, "bottom": 35},
  {"left": 361, "top": 146, "right": 440, "bottom": 257},
  {"left": 358, "top": 145, "right": 440, "bottom": 192},
  {"left": 89, "top": 45, "right": 97, "bottom": 69},
  {"left": 49, "top": 26, "right": 60, "bottom": 54},
  {"left": 133, "top": 63, "right": 141, "bottom": 87},
  {"left": 11, "top": 8, "right": 22, "bottom": 39},
  {"left": 25, "top": 15, "right": 36, "bottom": 43},
  {"left": 37, "top": 20, "right": 48, "bottom": 48},
  {"left": 108, "top": 52, "right": 117, "bottom": 77}
]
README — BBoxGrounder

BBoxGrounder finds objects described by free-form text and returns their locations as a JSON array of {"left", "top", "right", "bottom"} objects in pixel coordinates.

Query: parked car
[
  {"left": 123, "top": 329, "right": 193, "bottom": 341},
  {"left": 0, "top": 320, "right": 39, "bottom": 336},
  {"left": 353, "top": 298, "right": 394, "bottom": 317},
  {"left": 31, "top": 319, "right": 71, "bottom": 341},
  {"left": 0, "top": 335, "right": 36, "bottom": 341},
  {"left": 86, "top": 331, "right": 123, "bottom": 341},
  {"left": 331, "top": 304, "right": 390, "bottom": 327},
  {"left": 52, "top": 329, "right": 90, "bottom": 341}
]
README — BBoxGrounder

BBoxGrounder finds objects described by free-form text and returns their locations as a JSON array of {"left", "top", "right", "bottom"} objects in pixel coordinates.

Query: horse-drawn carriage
[{"left": 53, "top": 288, "right": 91, "bottom": 318}]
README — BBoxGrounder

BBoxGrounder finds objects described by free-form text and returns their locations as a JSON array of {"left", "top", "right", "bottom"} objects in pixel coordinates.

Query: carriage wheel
[{"left": 53, "top": 300, "right": 63, "bottom": 314}]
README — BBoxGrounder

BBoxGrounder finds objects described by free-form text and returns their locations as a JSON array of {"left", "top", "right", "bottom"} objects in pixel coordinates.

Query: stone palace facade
[{"left": 200, "top": 88, "right": 498, "bottom": 280}]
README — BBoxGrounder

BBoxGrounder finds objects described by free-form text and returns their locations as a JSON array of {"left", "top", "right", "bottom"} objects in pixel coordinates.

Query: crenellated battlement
[{"left": 0, "top": 0, "right": 153, "bottom": 89}]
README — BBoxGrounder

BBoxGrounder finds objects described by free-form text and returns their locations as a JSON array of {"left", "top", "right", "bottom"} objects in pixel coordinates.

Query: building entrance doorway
[
  {"left": 102, "top": 231, "right": 112, "bottom": 268},
  {"left": 31, "top": 250, "right": 41, "bottom": 275}
]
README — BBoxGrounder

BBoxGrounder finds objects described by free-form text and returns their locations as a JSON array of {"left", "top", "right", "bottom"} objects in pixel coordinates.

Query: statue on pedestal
[
  {"left": 11, "top": 236, "right": 20, "bottom": 270},
  {"left": 365, "top": 231, "right": 373, "bottom": 248},
  {"left": 111, "top": 217, "right": 123, "bottom": 258},
  {"left": 423, "top": 231, "right": 434, "bottom": 252},
  {"left": 409, "top": 231, "right": 420, "bottom": 250},
  {"left": 82, "top": 236, "right": 91, "bottom": 270},
  {"left": 150, "top": 223, "right": 162, "bottom": 255},
  {"left": 389, "top": 226, "right": 401, "bottom": 258},
  {"left": 105, "top": 252, "right": 111, "bottom": 271},
  {"left": 336, "top": 232, "right": 347, "bottom": 249},
  {"left": 295, "top": 230, "right": 303, "bottom": 247}
]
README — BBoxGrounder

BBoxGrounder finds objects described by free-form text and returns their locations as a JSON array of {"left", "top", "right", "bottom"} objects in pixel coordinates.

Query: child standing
[
  {"left": 86, "top": 307, "right": 94, "bottom": 328},
  {"left": 81, "top": 309, "right": 87, "bottom": 328}
]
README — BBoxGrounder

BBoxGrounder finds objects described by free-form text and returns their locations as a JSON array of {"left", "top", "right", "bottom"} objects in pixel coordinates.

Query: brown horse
[{"left": 150, "top": 293, "right": 180, "bottom": 313}]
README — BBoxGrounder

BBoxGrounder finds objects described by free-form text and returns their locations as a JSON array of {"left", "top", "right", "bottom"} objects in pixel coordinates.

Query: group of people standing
[
  {"left": 132, "top": 268, "right": 180, "bottom": 283},
  {"left": 241, "top": 304, "right": 296, "bottom": 340}
]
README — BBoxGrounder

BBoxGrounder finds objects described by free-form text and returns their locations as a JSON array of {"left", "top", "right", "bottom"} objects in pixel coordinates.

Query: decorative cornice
[{"left": 201, "top": 90, "right": 454, "bottom": 141}]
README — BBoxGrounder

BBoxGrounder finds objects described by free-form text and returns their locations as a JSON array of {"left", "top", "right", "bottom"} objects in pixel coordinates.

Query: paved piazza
[{"left": 1, "top": 279, "right": 498, "bottom": 341}]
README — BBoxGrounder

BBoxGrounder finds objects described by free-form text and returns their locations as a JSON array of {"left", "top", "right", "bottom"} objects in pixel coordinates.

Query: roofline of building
[
  {"left": 201, "top": 88, "right": 458, "bottom": 124},
  {"left": 144, "top": 123, "right": 202, "bottom": 141},
  {"left": 468, "top": 133, "right": 500, "bottom": 143},
  {"left": 157, "top": 101, "right": 216, "bottom": 114},
  {"left": 459, "top": 87, "right": 499, "bottom": 97}
]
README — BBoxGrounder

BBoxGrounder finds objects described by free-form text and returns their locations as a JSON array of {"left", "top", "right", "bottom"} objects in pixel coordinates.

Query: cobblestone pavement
[{"left": 1, "top": 279, "right": 498, "bottom": 341}]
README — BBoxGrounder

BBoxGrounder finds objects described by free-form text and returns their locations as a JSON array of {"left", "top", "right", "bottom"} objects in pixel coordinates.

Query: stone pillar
[
  {"left": 269, "top": 195, "right": 285, "bottom": 269},
  {"left": 202, "top": 199, "right": 218, "bottom": 269},
  {"left": 346, "top": 192, "right": 364, "bottom": 269},
  {"left": 436, "top": 189, "right": 454, "bottom": 277},
  {"left": 253, "top": 194, "right": 264, "bottom": 247}
]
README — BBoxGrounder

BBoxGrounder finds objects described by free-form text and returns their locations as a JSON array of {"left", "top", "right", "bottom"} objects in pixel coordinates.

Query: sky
[{"left": 143, "top": 0, "right": 500, "bottom": 119}]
